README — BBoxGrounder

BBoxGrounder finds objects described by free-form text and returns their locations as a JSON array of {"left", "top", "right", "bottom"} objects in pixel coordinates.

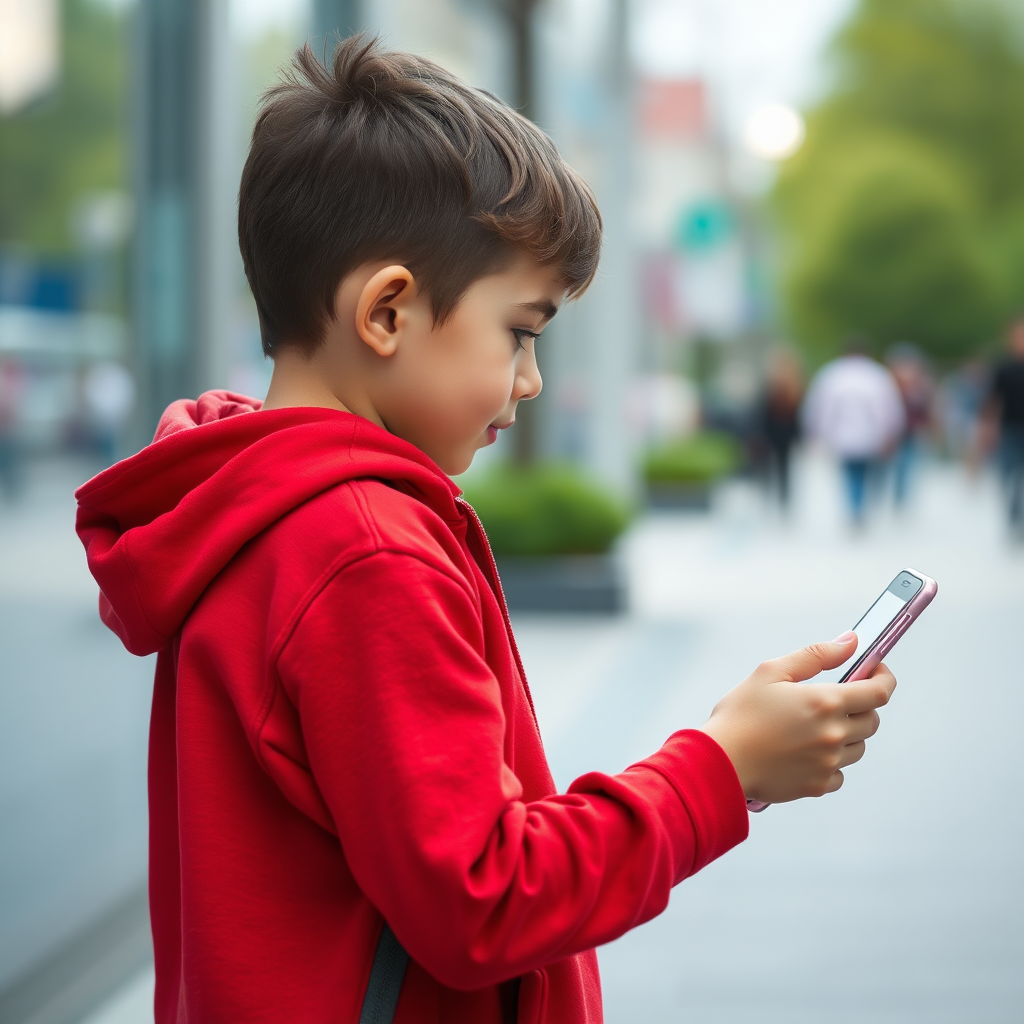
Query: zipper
[{"left": 455, "top": 495, "right": 539, "bottom": 728}]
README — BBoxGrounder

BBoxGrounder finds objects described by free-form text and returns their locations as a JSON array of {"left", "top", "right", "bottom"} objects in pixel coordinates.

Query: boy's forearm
[
  {"left": 333, "top": 732, "right": 745, "bottom": 990},
  {"left": 621, "top": 729, "right": 750, "bottom": 879}
]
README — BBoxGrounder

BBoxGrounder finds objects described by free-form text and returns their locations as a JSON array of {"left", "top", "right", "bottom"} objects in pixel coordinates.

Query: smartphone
[
  {"left": 826, "top": 567, "right": 938, "bottom": 684},
  {"left": 747, "top": 567, "right": 937, "bottom": 813}
]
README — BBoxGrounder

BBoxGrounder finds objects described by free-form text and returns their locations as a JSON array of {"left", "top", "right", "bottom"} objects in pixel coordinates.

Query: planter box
[
  {"left": 644, "top": 481, "right": 713, "bottom": 512},
  {"left": 495, "top": 554, "right": 626, "bottom": 614}
]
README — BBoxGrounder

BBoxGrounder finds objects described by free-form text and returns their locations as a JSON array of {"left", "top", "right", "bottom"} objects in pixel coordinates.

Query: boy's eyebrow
[{"left": 513, "top": 299, "right": 560, "bottom": 322}]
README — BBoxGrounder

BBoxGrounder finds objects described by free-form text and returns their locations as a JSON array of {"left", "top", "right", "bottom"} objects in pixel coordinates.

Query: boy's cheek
[{"left": 460, "top": 382, "right": 510, "bottom": 430}]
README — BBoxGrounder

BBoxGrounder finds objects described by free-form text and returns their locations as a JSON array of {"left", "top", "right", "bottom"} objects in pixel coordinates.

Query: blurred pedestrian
[
  {"left": 753, "top": 349, "right": 804, "bottom": 509},
  {"left": 81, "top": 361, "right": 135, "bottom": 466},
  {"left": 0, "top": 360, "right": 25, "bottom": 500},
  {"left": 803, "top": 340, "right": 905, "bottom": 526},
  {"left": 939, "top": 359, "right": 987, "bottom": 466},
  {"left": 886, "top": 343, "right": 935, "bottom": 508},
  {"left": 983, "top": 319, "right": 1024, "bottom": 536}
]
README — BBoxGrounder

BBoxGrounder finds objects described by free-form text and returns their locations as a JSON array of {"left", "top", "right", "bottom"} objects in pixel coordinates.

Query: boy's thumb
[{"left": 754, "top": 632, "right": 858, "bottom": 684}]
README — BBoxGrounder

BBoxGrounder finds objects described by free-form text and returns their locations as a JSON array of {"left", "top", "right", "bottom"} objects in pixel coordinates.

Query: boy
[{"left": 76, "top": 37, "right": 894, "bottom": 1024}]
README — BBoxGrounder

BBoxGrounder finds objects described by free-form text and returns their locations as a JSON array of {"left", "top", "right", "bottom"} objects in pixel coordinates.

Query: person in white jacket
[{"left": 803, "top": 343, "right": 905, "bottom": 525}]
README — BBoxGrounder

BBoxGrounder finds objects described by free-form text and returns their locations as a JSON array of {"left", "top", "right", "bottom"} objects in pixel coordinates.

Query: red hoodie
[{"left": 75, "top": 392, "right": 748, "bottom": 1024}]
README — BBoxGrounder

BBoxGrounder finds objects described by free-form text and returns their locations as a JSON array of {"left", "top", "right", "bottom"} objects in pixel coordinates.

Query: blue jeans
[
  {"left": 893, "top": 435, "right": 917, "bottom": 507},
  {"left": 842, "top": 458, "right": 876, "bottom": 524}
]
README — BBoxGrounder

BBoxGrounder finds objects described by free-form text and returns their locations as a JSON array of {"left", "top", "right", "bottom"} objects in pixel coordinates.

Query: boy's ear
[{"left": 352, "top": 265, "right": 418, "bottom": 358}]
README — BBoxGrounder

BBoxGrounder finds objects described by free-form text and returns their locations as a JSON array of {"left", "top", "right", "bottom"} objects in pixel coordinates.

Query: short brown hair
[{"left": 238, "top": 35, "right": 602, "bottom": 356}]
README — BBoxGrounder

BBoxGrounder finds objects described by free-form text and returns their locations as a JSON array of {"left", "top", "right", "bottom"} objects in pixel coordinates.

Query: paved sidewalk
[{"left": 0, "top": 460, "right": 152, "bottom": 1000}]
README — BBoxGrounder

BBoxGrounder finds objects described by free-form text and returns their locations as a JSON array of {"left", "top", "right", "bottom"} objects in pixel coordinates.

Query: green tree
[
  {"left": 774, "top": 0, "right": 1024, "bottom": 364},
  {"left": 0, "top": 0, "right": 128, "bottom": 256},
  {"left": 787, "top": 142, "right": 1002, "bottom": 362}
]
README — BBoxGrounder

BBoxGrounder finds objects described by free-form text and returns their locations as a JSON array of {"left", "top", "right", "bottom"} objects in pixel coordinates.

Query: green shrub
[
  {"left": 642, "top": 431, "right": 742, "bottom": 485},
  {"left": 461, "top": 464, "right": 629, "bottom": 557}
]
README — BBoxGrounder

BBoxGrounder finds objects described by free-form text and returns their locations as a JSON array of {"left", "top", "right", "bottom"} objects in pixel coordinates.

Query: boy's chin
[
  {"left": 432, "top": 444, "right": 476, "bottom": 478},
  {"left": 444, "top": 453, "right": 476, "bottom": 477}
]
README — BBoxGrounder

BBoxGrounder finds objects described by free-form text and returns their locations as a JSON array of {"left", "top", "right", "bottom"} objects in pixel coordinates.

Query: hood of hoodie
[{"left": 75, "top": 390, "right": 462, "bottom": 657}]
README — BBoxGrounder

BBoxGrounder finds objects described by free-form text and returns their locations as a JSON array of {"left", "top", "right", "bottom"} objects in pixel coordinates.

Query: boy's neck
[{"left": 261, "top": 345, "right": 382, "bottom": 429}]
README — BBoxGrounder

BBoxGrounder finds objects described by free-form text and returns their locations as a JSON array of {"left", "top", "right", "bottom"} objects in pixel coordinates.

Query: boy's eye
[{"left": 512, "top": 328, "right": 539, "bottom": 351}]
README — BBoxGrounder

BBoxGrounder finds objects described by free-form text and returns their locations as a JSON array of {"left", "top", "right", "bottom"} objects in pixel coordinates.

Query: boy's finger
[
  {"left": 845, "top": 709, "right": 880, "bottom": 744},
  {"left": 837, "top": 740, "right": 867, "bottom": 769},
  {"left": 840, "top": 666, "right": 897, "bottom": 714},
  {"left": 751, "top": 632, "right": 858, "bottom": 684}
]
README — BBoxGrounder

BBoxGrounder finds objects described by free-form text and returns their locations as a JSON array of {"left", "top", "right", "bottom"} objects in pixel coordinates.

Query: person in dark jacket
[
  {"left": 754, "top": 350, "right": 804, "bottom": 510},
  {"left": 985, "top": 320, "right": 1024, "bottom": 535}
]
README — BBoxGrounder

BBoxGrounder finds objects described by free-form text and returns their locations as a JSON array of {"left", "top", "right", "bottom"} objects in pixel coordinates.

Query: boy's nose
[{"left": 515, "top": 352, "right": 543, "bottom": 402}]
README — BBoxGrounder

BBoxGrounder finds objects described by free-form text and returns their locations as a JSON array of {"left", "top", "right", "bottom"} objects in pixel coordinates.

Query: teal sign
[{"left": 675, "top": 200, "right": 735, "bottom": 253}]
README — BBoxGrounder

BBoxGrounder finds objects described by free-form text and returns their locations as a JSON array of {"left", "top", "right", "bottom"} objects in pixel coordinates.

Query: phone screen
[{"left": 819, "top": 571, "right": 923, "bottom": 683}]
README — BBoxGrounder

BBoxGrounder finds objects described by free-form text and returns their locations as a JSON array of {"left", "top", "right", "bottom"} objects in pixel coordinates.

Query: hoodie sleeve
[{"left": 277, "top": 550, "right": 747, "bottom": 990}]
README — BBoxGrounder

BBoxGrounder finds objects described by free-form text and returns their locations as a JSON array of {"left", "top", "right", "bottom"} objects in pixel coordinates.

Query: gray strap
[{"left": 358, "top": 923, "right": 409, "bottom": 1024}]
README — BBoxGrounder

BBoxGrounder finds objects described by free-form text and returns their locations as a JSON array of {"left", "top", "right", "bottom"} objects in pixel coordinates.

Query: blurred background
[{"left": 1, "top": 1, "right": 1022, "bottom": 1022}]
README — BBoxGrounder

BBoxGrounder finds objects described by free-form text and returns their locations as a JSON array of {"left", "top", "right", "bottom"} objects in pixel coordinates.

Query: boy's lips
[{"left": 484, "top": 421, "right": 514, "bottom": 445}]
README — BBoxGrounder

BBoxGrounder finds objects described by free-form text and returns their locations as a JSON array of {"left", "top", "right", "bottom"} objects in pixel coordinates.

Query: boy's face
[{"left": 372, "top": 258, "right": 564, "bottom": 475}]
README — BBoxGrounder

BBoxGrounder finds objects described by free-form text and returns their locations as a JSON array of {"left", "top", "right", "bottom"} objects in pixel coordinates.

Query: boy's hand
[{"left": 700, "top": 633, "right": 896, "bottom": 804}]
